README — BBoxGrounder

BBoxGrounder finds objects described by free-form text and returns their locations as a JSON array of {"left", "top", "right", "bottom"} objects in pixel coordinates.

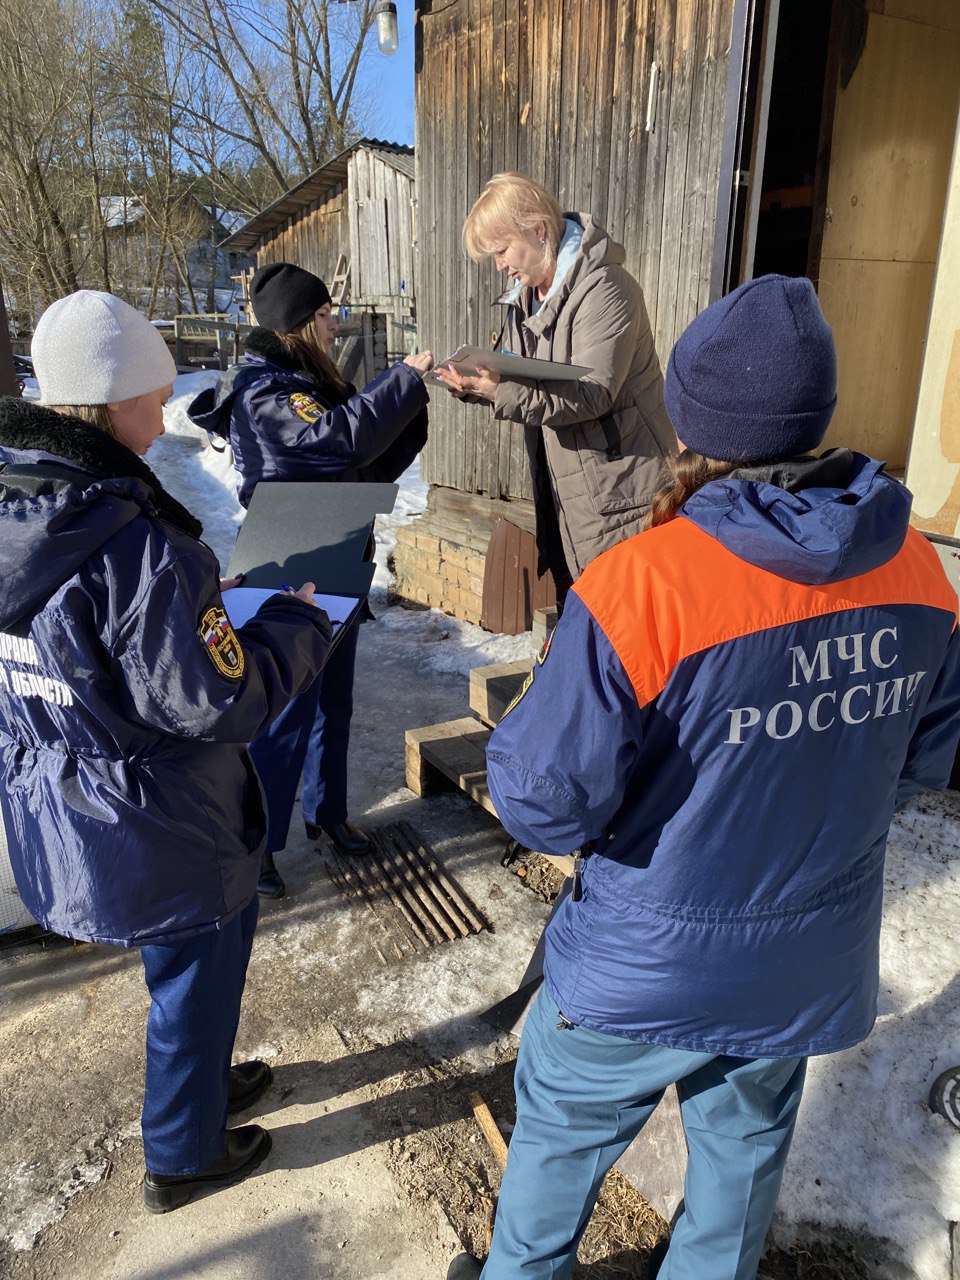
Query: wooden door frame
[
  {"left": 709, "top": 0, "right": 769, "bottom": 299},
  {"left": 711, "top": 0, "right": 845, "bottom": 298},
  {"left": 805, "top": 0, "right": 845, "bottom": 286}
]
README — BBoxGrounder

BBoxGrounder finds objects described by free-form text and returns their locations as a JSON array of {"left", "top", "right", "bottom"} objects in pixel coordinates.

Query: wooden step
[
  {"left": 469, "top": 659, "right": 532, "bottom": 728},
  {"left": 532, "top": 606, "right": 559, "bottom": 650},
  {"left": 405, "top": 716, "right": 494, "bottom": 813},
  {"left": 405, "top": 716, "right": 575, "bottom": 877}
]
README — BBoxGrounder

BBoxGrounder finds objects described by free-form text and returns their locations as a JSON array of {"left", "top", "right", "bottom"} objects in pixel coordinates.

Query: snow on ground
[
  {"left": 149, "top": 372, "right": 960, "bottom": 1278},
  {"left": 773, "top": 793, "right": 960, "bottom": 1276},
  {"left": 158, "top": 372, "right": 243, "bottom": 567}
]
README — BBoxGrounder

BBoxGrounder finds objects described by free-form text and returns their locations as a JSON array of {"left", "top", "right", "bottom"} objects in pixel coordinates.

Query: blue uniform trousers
[
  {"left": 482, "top": 988, "right": 806, "bottom": 1280},
  {"left": 249, "top": 618, "right": 359, "bottom": 855},
  {"left": 301, "top": 614, "right": 359, "bottom": 828},
  {"left": 139, "top": 894, "right": 259, "bottom": 1175}
]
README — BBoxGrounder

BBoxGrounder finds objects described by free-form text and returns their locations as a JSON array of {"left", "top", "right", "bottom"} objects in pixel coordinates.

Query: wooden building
[
  {"left": 394, "top": 0, "right": 960, "bottom": 631},
  {"left": 222, "top": 138, "right": 417, "bottom": 385}
]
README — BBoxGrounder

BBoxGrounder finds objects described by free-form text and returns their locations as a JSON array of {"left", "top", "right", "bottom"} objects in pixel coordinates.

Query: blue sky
[{"left": 358, "top": 0, "right": 417, "bottom": 147}]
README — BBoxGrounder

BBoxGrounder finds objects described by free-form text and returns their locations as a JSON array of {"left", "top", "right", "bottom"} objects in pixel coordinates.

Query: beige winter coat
[{"left": 493, "top": 213, "right": 676, "bottom": 579}]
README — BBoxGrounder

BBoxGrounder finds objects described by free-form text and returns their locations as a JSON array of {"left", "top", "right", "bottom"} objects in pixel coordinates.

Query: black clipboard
[{"left": 227, "top": 481, "right": 399, "bottom": 596}]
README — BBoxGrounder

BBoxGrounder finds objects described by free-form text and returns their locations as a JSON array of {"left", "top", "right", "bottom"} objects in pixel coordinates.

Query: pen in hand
[{"left": 280, "top": 581, "right": 324, "bottom": 610}]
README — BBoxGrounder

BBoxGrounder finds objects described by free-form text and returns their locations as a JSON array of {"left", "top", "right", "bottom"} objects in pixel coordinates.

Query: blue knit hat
[{"left": 664, "top": 274, "right": 837, "bottom": 462}]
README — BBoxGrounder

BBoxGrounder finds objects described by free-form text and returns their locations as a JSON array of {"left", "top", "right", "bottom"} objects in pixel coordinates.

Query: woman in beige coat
[{"left": 437, "top": 172, "right": 676, "bottom": 604}]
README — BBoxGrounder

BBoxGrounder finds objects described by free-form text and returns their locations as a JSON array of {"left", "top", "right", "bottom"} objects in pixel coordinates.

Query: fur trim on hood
[
  {"left": 0, "top": 395, "right": 202, "bottom": 538},
  {"left": 242, "top": 326, "right": 301, "bottom": 370}
]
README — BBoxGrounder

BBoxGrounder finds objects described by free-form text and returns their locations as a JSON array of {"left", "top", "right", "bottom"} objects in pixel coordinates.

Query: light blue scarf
[{"left": 499, "top": 217, "right": 584, "bottom": 310}]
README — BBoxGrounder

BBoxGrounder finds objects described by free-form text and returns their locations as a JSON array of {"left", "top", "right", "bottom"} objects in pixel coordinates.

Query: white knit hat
[{"left": 32, "top": 291, "right": 177, "bottom": 406}]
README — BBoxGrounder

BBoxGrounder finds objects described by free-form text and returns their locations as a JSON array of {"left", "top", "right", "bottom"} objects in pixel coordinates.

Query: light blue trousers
[{"left": 481, "top": 988, "right": 806, "bottom": 1280}]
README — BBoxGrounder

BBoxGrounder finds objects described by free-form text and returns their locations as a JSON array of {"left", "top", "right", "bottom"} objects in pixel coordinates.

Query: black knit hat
[
  {"left": 249, "top": 263, "right": 332, "bottom": 334},
  {"left": 664, "top": 274, "right": 837, "bottom": 462}
]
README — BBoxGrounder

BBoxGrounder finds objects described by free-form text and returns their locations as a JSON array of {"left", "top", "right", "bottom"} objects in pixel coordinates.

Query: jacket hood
[
  {"left": 0, "top": 396, "right": 201, "bottom": 630},
  {"left": 681, "top": 449, "right": 912, "bottom": 585},
  {"left": 497, "top": 213, "right": 626, "bottom": 330},
  {"left": 187, "top": 327, "right": 335, "bottom": 440}
]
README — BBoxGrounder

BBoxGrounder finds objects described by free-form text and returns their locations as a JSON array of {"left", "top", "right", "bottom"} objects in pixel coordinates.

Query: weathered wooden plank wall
[
  {"left": 348, "top": 152, "right": 417, "bottom": 302},
  {"left": 256, "top": 186, "right": 350, "bottom": 285},
  {"left": 416, "top": 0, "right": 736, "bottom": 499}
]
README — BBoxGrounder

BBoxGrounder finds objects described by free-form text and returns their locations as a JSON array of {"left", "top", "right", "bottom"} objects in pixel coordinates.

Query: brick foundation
[{"left": 392, "top": 518, "right": 487, "bottom": 625}]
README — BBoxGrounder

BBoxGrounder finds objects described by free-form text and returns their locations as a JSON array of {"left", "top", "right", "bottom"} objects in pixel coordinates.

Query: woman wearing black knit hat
[{"left": 190, "top": 263, "right": 434, "bottom": 897}]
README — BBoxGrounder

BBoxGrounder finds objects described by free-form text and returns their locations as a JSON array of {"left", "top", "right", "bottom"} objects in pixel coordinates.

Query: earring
[{"left": 538, "top": 237, "right": 545, "bottom": 245}]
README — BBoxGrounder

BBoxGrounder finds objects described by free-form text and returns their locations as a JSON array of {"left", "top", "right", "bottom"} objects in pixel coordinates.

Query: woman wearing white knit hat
[{"left": 0, "top": 290, "right": 334, "bottom": 1211}]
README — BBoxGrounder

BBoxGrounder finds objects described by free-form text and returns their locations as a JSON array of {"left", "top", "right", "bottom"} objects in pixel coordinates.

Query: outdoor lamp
[{"left": 375, "top": 0, "right": 399, "bottom": 55}]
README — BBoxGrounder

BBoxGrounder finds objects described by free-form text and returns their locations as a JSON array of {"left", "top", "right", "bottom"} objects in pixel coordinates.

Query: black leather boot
[
  {"left": 447, "top": 1256, "right": 483, "bottom": 1280},
  {"left": 227, "top": 1060, "right": 273, "bottom": 1114},
  {"left": 304, "top": 819, "right": 370, "bottom": 855},
  {"left": 257, "top": 852, "right": 285, "bottom": 898},
  {"left": 143, "top": 1125, "right": 272, "bottom": 1214}
]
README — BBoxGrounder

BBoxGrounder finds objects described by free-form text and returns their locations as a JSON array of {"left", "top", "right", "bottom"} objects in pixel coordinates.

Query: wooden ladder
[{"left": 329, "top": 254, "right": 351, "bottom": 305}]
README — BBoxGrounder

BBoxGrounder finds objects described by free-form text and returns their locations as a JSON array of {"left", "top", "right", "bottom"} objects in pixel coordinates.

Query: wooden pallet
[
  {"left": 532, "top": 605, "right": 559, "bottom": 650},
  {"left": 404, "top": 714, "right": 575, "bottom": 878},
  {"left": 405, "top": 610, "right": 569, "bottom": 867},
  {"left": 469, "top": 659, "right": 531, "bottom": 728},
  {"left": 406, "top": 716, "right": 494, "bottom": 811}
]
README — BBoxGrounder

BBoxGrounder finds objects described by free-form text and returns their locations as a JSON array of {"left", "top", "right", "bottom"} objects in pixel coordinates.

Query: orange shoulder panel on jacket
[{"left": 573, "top": 520, "right": 958, "bottom": 709}]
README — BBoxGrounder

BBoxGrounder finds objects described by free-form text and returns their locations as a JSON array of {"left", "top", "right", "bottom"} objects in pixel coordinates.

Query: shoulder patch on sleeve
[
  {"left": 289, "top": 391, "right": 322, "bottom": 423},
  {"left": 198, "top": 605, "right": 246, "bottom": 679},
  {"left": 502, "top": 638, "right": 550, "bottom": 720},
  {"left": 502, "top": 668, "right": 534, "bottom": 719}
]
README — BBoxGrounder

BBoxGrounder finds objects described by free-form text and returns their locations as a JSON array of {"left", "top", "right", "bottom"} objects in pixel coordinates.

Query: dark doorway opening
[{"left": 752, "top": 0, "right": 834, "bottom": 281}]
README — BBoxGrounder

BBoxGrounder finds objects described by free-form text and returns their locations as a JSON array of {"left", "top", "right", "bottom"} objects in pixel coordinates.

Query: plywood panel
[
  {"left": 906, "top": 109, "right": 960, "bottom": 534},
  {"left": 883, "top": 0, "right": 960, "bottom": 33},
  {"left": 820, "top": 13, "right": 960, "bottom": 263},
  {"left": 819, "top": 256, "right": 936, "bottom": 466}
]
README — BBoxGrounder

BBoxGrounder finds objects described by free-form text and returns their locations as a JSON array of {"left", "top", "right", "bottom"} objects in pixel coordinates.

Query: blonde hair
[
  {"left": 48, "top": 403, "right": 118, "bottom": 440},
  {"left": 276, "top": 315, "right": 346, "bottom": 393},
  {"left": 647, "top": 449, "right": 741, "bottom": 527},
  {"left": 463, "top": 173, "right": 565, "bottom": 271}
]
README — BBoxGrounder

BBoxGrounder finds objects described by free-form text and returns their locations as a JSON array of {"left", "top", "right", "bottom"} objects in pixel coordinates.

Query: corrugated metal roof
[
  {"left": 221, "top": 139, "right": 414, "bottom": 252},
  {"left": 378, "top": 150, "right": 415, "bottom": 180}
]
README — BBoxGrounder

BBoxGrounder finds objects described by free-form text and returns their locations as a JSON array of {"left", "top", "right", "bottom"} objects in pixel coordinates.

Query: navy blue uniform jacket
[
  {"left": 187, "top": 328, "right": 429, "bottom": 509},
  {"left": 0, "top": 398, "right": 333, "bottom": 947}
]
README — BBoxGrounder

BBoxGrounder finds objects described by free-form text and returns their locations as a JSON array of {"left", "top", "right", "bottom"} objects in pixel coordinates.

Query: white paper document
[
  {"left": 428, "top": 345, "right": 593, "bottom": 382},
  {"left": 221, "top": 587, "right": 359, "bottom": 633}
]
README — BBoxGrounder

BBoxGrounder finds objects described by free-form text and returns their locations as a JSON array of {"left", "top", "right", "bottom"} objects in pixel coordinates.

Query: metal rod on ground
[
  {"left": 399, "top": 839, "right": 471, "bottom": 938},
  {"left": 365, "top": 835, "right": 436, "bottom": 948},
  {"left": 331, "top": 853, "right": 407, "bottom": 959},
  {"left": 324, "top": 861, "right": 390, "bottom": 963},
  {"left": 469, "top": 1091, "right": 509, "bottom": 1171},
  {"left": 383, "top": 825, "right": 468, "bottom": 941},
  {"left": 398, "top": 818, "right": 487, "bottom": 933},
  {"left": 347, "top": 853, "right": 416, "bottom": 956},
  {"left": 370, "top": 830, "right": 449, "bottom": 946},
  {"left": 376, "top": 828, "right": 456, "bottom": 943}
]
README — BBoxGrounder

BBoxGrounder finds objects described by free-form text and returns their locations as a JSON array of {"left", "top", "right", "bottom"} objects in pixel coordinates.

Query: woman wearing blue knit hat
[{"left": 447, "top": 276, "right": 960, "bottom": 1280}]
